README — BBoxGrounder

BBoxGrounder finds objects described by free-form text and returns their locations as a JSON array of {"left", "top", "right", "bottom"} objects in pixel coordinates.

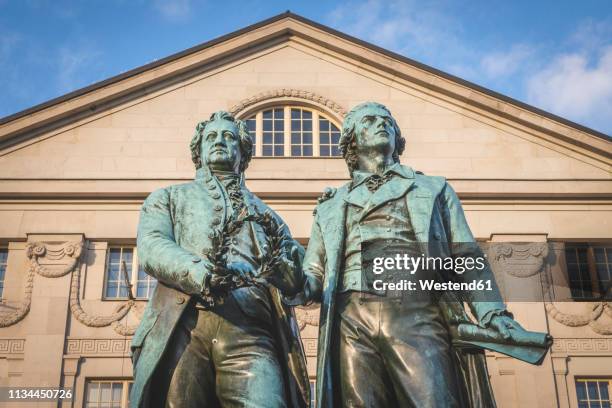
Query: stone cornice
[{"left": 0, "top": 178, "right": 609, "bottom": 200}]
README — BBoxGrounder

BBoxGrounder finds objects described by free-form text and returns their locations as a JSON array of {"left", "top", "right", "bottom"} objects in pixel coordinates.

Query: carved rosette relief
[
  {"left": 492, "top": 242, "right": 549, "bottom": 278},
  {"left": 0, "top": 236, "right": 140, "bottom": 336}
]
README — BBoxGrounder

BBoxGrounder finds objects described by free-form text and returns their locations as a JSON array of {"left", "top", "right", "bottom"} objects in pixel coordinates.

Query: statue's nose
[{"left": 213, "top": 133, "right": 226, "bottom": 145}]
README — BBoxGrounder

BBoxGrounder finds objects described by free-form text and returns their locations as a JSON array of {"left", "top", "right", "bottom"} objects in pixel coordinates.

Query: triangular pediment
[{"left": 0, "top": 12, "right": 609, "bottom": 178}]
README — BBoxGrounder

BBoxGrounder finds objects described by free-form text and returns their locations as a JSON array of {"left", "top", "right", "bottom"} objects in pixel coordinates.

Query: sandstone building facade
[{"left": 0, "top": 13, "right": 610, "bottom": 408}]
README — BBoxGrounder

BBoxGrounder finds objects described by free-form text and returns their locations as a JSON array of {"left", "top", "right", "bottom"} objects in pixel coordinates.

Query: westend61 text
[{"left": 372, "top": 279, "right": 494, "bottom": 292}]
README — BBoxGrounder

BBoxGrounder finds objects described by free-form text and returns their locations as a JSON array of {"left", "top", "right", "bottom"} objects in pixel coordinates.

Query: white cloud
[
  {"left": 57, "top": 46, "right": 103, "bottom": 93},
  {"left": 153, "top": 0, "right": 193, "bottom": 21},
  {"left": 527, "top": 46, "right": 612, "bottom": 132},
  {"left": 329, "top": 1, "right": 612, "bottom": 133},
  {"left": 569, "top": 18, "right": 612, "bottom": 52},
  {"left": 480, "top": 44, "right": 534, "bottom": 78},
  {"left": 327, "top": 0, "right": 468, "bottom": 64}
]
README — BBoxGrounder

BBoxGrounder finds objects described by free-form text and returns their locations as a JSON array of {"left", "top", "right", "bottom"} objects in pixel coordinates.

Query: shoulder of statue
[
  {"left": 243, "top": 188, "right": 261, "bottom": 204},
  {"left": 414, "top": 172, "right": 447, "bottom": 194},
  {"left": 151, "top": 180, "right": 202, "bottom": 200},
  {"left": 313, "top": 186, "right": 342, "bottom": 215},
  {"left": 169, "top": 180, "right": 197, "bottom": 191},
  {"left": 145, "top": 185, "right": 171, "bottom": 202}
]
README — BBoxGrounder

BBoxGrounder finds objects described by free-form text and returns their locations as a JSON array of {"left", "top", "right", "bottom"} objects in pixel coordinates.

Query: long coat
[
  {"left": 130, "top": 167, "right": 310, "bottom": 408},
  {"left": 303, "top": 164, "right": 507, "bottom": 408}
]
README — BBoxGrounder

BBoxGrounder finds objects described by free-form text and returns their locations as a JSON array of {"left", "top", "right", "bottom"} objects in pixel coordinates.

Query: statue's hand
[
  {"left": 227, "top": 261, "right": 257, "bottom": 283},
  {"left": 206, "top": 262, "right": 256, "bottom": 295},
  {"left": 208, "top": 272, "right": 232, "bottom": 291},
  {"left": 489, "top": 315, "right": 525, "bottom": 341},
  {"left": 266, "top": 244, "right": 304, "bottom": 296}
]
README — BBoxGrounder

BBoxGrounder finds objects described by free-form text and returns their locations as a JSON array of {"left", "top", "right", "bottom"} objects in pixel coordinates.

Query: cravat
[
  {"left": 214, "top": 172, "right": 245, "bottom": 213},
  {"left": 365, "top": 173, "right": 393, "bottom": 192}
]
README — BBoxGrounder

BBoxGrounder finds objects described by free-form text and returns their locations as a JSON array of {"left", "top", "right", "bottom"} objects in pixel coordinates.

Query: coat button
[
  {"left": 386, "top": 215, "right": 391, "bottom": 220},
  {"left": 208, "top": 184, "right": 217, "bottom": 190},
  {"left": 208, "top": 232, "right": 215, "bottom": 239},
  {"left": 231, "top": 249, "right": 238, "bottom": 255},
  {"left": 176, "top": 297, "right": 185, "bottom": 305},
  {"left": 214, "top": 204, "right": 223, "bottom": 211},
  {"left": 192, "top": 257, "right": 201, "bottom": 263},
  {"left": 212, "top": 193, "right": 221, "bottom": 199},
  {"left": 231, "top": 238, "right": 238, "bottom": 245},
  {"left": 212, "top": 218, "right": 221, "bottom": 225},
  {"left": 434, "top": 232, "right": 441, "bottom": 240}
]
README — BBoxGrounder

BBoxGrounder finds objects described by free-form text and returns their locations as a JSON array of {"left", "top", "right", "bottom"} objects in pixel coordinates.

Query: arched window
[{"left": 243, "top": 106, "right": 342, "bottom": 157}]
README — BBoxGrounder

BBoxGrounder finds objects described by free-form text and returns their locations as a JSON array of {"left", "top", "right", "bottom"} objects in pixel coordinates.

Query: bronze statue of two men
[{"left": 130, "top": 103, "right": 551, "bottom": 408}]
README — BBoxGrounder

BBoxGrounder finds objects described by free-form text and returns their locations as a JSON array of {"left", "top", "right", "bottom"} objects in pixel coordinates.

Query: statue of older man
[
  {"left": 281, "top": 102, "right": 551, "bottom": 408},
  {"left": 130, "top": 111, "right": 309, "bottom": 408}
]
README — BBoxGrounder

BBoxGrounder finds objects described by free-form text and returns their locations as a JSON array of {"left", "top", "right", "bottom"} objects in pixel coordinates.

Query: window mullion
[
  {"left": 122, "top": 247, "right": 129, "bottom": 299},
  {"left": 256, "top": 111, "right": 263, "bottom": 157},
  {"left": 313, "top": 111, "right": 320, "bottom": 157},
  {"left": 103, "top": 249, "right": 109, "bottom": 299},
  {"left": 133, "top": 246, "right": 139, "bottom": 298},
  {"left": 587, "top": 246, "right": 600, "bottom": 297},
  {"left": 120, "top": 247, "right": 124, "bottom": 296},
  {"left": 122, "top": 380, "right": 129, "bottom": 408},
  {"left": 284, "top": 107, "right": 291, "bottom": 157}
]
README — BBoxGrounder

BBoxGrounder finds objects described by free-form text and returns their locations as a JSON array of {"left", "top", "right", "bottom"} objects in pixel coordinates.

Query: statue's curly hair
[
  {"left": 339, "top": 102, "right": 406, "bottom": 174},
  {"left": 189, "top": 111, "right": 253, "bottom": 173}
]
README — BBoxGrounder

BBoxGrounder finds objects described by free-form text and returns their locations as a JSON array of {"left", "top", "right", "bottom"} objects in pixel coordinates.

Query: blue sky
[{"left": 1, "top": 0, "right": 611, "bottom": 135}]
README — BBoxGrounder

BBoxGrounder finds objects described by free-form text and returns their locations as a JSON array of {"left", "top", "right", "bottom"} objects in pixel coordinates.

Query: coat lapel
[
  {"left": 344, "top": 184, "right": 369, "bottom": 209},
  {"left": 406, "top": 184, "right": 435, "bottom": 242},
  {"left": 243, "top": 190, "right": 269, "bottom": 261},
  {"left": 360, "top": 176, "right": 415, "bottom": 219},
  {"left": 318, "top": 188, "right": 348, "bottom": 265},
  {"left": 314, "top": 185, "right": 348, "bottom": 408}
]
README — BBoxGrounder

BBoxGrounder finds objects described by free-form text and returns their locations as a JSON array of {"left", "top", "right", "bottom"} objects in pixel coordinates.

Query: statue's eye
[
  {"left": 206, "top": 132, "right": 216, "bottom": 141},
  {"left": 223, "top": 131, "right": 235, "bottom": 140},
  {"left": 362, "top": 116, "right": 373, "bottom": 124}
]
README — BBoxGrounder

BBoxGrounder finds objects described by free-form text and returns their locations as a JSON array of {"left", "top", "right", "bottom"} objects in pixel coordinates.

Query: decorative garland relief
[
  {"left": 0, "top": 239, "right": 140, "bottom": 336},
  {"left": 491, "top": 242, "right": 612, "bottom": 335},
  {"left": 229, "top": 88, "right": 347, "bottom": 118},
  {"left": 3, "top": 239, "right": 611, "bottom": 336}
]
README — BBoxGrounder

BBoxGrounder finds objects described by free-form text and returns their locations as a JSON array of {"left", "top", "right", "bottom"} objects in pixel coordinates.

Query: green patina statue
[
  {"left": 130, "top": 111, "right": 309, "bottom": 408},
  {"left": 288, "top": 102, "right": 552, "bottom": 408}
]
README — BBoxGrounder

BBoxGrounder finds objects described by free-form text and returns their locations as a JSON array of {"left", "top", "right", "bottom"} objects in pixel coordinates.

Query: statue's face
[
  {"left": 200, "top": 118, "right": 242, "bottom": 173},
  {"left": 353, "top": 105, "right": 396, "bottom": 158}
]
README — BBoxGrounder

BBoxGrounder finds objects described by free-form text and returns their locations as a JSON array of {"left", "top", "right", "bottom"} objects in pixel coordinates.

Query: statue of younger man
[
  {"left": 291, "top": 102, "right": 544, "bottom": 408},
  {"left": 130, "top": 111, "right": 309, "bottom": 408}
]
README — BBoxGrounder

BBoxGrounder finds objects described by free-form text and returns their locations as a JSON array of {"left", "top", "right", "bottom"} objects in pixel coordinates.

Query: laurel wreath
[{"left": 199, "top": 207, "right": 285, "bottom": 307}]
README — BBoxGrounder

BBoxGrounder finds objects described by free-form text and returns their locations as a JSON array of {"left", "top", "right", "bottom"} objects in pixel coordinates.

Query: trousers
[
  {"left": 150, "top": 287, "right": 287, "bottom": 408},
  {"left": 332, "top": 291, "right": 461, "bottom": 408}
]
